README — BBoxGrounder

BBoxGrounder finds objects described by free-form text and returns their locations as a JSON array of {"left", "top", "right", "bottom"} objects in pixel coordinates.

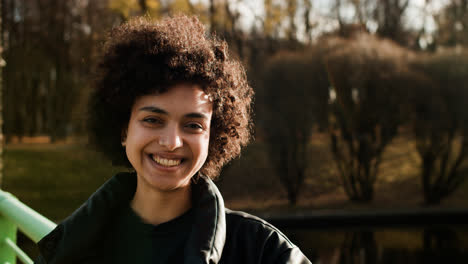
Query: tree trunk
[{"left": 287, "top": 187, "right": 298, "bottom": 205}]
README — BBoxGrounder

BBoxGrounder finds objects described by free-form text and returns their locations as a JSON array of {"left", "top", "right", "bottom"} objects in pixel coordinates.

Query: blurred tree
[
  {"left": 168, "top": 0, "right": 194, "bottom": 15},
  {"left": 109, "top": 0, "right": 161, "bottom": 19},
  {"left": 245, "top": 0, "right": 311, "bottom": 93},
  {"left": 263, "top": 0, "right": 286, "bottom": 38},
  {"left": 302, "top": 0, "right": 314, "bottom": 43},
  {"left": 374, "top": 0, "right": 410, "bottom": 43},
  {"left": 325, "top": 33, "right": 412, "bottom": 201},
  {"left": 433, "top": 0, "right": 468, "bottom": 47},
  {"left": 213, "top": 0, "right": 244, "bottom": 60},
  {"left": 259, "top": 48, "right": 329, "bottom": 204},
  {"left": 2, "top": 0, "right": 114, "bottom": 141},
  {"left": 285, "top": 0, "right": 297, "bottom": 41},
  {"left": 411, "top": 50, "right": 468, "bottom": 205},
  {"left": 332, "top": 0, "right": 412, "bottom": 46}
]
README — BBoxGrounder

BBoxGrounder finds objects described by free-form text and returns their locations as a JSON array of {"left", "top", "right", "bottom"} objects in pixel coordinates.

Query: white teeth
[{"left": 152, "top": 155, "right": 182, "bottom": 167}]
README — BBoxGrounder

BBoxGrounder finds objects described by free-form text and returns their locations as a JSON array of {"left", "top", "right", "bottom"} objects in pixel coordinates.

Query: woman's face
[{"left": 123, "top": 83, "right": 213, "bottom": 192}]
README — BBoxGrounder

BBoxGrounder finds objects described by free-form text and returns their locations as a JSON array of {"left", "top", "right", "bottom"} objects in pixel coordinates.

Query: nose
[{"left": 158, "top": 125, "right": 183, "bottom": 151}]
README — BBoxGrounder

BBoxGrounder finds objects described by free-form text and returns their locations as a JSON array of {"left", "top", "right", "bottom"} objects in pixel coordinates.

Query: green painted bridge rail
[{"left": 0, "top": 190, "right": 56, "bottom": 264}]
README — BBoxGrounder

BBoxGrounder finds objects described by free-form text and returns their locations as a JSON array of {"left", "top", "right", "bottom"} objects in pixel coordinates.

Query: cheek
[
  {"left": 125, "top": 123, "right": 151, "bottom": 152},
  {"left": 193, "top": 133, "right": 211, "bottom": 161},
  {"left": 202, "top": 133, "right": 211, "bottom": 155}
]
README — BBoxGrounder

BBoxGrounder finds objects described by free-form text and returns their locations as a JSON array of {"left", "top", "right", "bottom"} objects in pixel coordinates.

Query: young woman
[{"left": 35, "top": 15, "right": 311, "bottom": 264}]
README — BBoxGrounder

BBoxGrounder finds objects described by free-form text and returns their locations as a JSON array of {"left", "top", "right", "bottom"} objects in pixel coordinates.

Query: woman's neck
[{"left": 130, "top": 179, "right": 192, "bottom": 226}]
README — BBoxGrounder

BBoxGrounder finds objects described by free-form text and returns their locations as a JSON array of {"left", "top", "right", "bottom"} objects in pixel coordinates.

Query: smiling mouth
[{"left": 151, "top": 155, "right": 183, "bottom": 167}]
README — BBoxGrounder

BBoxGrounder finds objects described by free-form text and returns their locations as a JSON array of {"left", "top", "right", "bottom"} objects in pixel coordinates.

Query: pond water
[{"left": 283, "top": 225, "right": 468, "bottom": 263}]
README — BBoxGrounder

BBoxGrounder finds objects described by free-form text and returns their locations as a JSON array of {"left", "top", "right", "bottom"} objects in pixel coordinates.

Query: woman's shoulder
[
  {"left": 226, "top": 209, "right": 296, "bottom": 248},
  {"left": 222, "top": 209, "right": 311, "bottom": 264}
]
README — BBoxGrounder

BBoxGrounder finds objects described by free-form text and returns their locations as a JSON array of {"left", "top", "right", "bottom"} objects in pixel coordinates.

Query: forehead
[{"left": 132, "top": 83, "right": 213, "bottom": 115}]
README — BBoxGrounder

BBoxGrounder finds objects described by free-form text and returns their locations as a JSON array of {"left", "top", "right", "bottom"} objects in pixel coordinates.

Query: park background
[{"left": 1, "top": 0, "right": 468, "bottom": 263}]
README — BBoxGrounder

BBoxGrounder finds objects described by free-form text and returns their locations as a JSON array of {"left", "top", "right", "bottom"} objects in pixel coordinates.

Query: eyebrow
[{"left": 138, "top": 106, "right": 209, "bottom": 119}]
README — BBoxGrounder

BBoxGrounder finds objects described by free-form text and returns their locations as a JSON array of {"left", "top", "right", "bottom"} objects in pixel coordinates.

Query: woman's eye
[
  {"left": 143, "top": 117, "right": 162, "bottom": 124},
  {"left": 186, "top": 123, "right": 203, "bottom": 130}
]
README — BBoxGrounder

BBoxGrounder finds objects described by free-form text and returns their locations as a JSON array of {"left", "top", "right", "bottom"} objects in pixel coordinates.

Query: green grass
[{"left": 3, "top": 144, "right": 123, "bottom": 221}]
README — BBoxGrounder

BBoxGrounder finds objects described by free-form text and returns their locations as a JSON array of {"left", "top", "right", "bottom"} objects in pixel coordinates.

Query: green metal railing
[{"left": 0, "top": 190, "right": 56, "bottom": 264}]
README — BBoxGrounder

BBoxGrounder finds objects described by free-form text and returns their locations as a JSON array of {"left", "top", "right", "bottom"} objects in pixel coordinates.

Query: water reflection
[
  {"left": 422, "top": 227, "right": 462, "bottom": 264},
  {"left": 284, "top": 226, "right": 468, "bottom": 264},
  {"left": 338, "top": 231, "right": 377, "bottom": 264}
]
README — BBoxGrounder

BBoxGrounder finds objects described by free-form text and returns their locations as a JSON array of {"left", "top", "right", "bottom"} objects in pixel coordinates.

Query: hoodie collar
[{"left": 38, "top": 172, "right": 226, "bottom": 264}]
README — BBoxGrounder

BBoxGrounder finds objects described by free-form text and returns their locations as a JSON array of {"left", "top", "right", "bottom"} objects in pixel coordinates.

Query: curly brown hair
[{"left": 88, "top": 15, "right": 254, "bottom": 179}]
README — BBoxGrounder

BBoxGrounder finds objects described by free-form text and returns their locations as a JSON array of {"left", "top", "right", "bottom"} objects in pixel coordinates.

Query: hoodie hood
[{"left": 37, "top": 172, "right": 226, "bottom": 264}]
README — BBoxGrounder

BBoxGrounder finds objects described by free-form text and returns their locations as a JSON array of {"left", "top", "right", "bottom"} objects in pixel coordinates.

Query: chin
[{"left": 141, "top": 173, "right": 192, "bottom": 192}]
